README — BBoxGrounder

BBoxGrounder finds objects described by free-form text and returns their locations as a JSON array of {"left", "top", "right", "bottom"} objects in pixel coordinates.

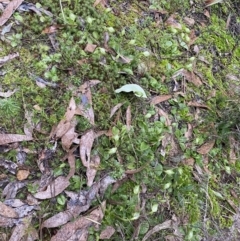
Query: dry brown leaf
[
  {"left": 142, "top": 220, "right": 172, "bottom": 241},
  {"left": 52, "top": 120, "right": 71, "bottom": 139},
  {"left": 77, "top": 58, "right": 89, "bottom": 65},
  {"left": 184, "top": 123, "right": 193, "bottom": 140},
  {"left": 67, "top": 153, "right": 75, "bottom": 180},
  {"left": 68, "top": 230, "right": 88, "bottom": 241},
  {"left": 165, "top": 15, "right": 182, "bottom": 29},
  {"left": 42, "top": 25, "right": 59, "bottom": 34},
  {"left": 0, "top": 0, "right": 24, "bottom": 26},
  {"left": 188, "top": 29, "right": 198, "bottom": 46},
  {"left": 78, "top": 80, "right": 101, "bottom": 93},
  {"left": 182, "top": 158, "right": 195, "bottom": 166},
  {"left": 43, "top": 176, "right": 114, "bottom": 229},
  {"left": 51, "top": 203, "right": 105, "bottom": 241},
  {"left": 229, "top": 136, "right": 237, "bottom": 165},
  {"left": 184, "top": 17, "right": 195, "bottom": 26},
  {"left": 16, "top": 169, "right": 30, "bottom": 181},
  {"left": 188, "top": 101, "right": 209, "bottom": 109},
  {"left": 197, "top": 139, "right": 215, "bottom": 155},
  {"left": 84, "top": 43, "right": 97, "bottom": 53},
  {"left": 126, "top": 105, "right": 131, "bottom": 130},
  {"left": 151, "top": 95, "right": 172, "bottom": 105},
  {"left": 80, "top": 130, "right": 96, "bottom": 167},
  {"left": 99, "top": 226, "right": 115, "bottom": 240},
  {"left": 0, "top": 88, "right": 17, "bottom": 97},
  {"left": 42, "top": 211, "right": 74, "bottom": 228},
  {"left": 93, "top": 0, "right": 106, "bottom": 7},
  {"left": 0, "top": 201, "right": 18, "bottom": 218},
  {"left": 110, "top": 103, "right": 123, "bottom": 118},
  {"left": 156, "top": 107, "right": 171, "bottom": 126},
  {"left": 9, "top": 216, "right": 35, "bottom": 241},
  {"left": 61, "top": 121, "right": 77, "bottom": 151},
  {"left": 75, "top": 81, "right": 100, "bottom": 125},
  {"left": 183, "top": 70, "right": 202, "bottom": 87},
  {"left": 0, "top": 134, "right": 33, "bottom": 145},
  {"left": 50, "top": 97, "right": 77, "bottom": 139},
  {"left": 65, "top": 97, "right": 77, "bottom": 122},
  {"left": 34, "top": 176, "right": 70, "bottom": 199},
  {"left": 86, "top": 155, "right": 100, "bottom": 187}
]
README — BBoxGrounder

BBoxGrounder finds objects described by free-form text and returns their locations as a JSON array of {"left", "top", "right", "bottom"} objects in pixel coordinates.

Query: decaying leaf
[
  {"left": 65, "top": 97, "right": 77, "bottom": 122},
  {"left": 75, "top": 80, "right": 100, "bottom": 125},
  {"left": 16, "top": 169, "right": 30, "bottom": 181},
  {"left": 42, "top": 176, "right": 115, "bottom": 228},
  {"left": 184, "top": 123, "right": 193, "bottom": 140},
  {"left": 9, "top": 216, "right": 36, "bottom": 241},
  {"left": 165, "top": 15, "right": 182, "bottom": 29},
  {"left": 2, "top": 181, "right": 26, "bottom": 199},
  {"left": 0, "top": 201, "right": 18, "bottom": 218},
  {"left": 66, "top": 153, "right": 75, "bottom": 180},
  {"left": 150, "top": 95, "right": 172, "bottom": 105},
  {"left": 142, "top": 220, "right": 172, "bottom": 241},
  {"left": 172, "top": 69, "right": 202, "bottom": 87},
  {"left": 34, "top": 176, "right": 70, "bottom": 199},
  {"left": 156, "top": 107, "right": 171, "bottom": 126},
  {"left": 42, "top": 25, "right": 59, "bottom": 34},
  {"left": 78, "top": 80, "right": 101, "bottom": 93},
  {"left": 110, "top": 103, "right": 123, "bottom": 118},
  {"left": 0, "top": 134, "right": 33, "bottom": 145},
  {"left": 0, "top": 159, "right": 18, "bottom": 174},
  {"left": 184, "top": 17, "right": 195, "bottom": 26},
  {"left": 99, "top": 226, "right": 115, "bottom": 239},
  {"left": 61, "top": 121, "right": 78, "bottom": 151},
  {"left": 84, "top": 43, "right": 97, "bottom": 53},
  {"left": 197, "top": 139, "right": 215, "bottom": 155},
  {"left": 86, "top": 155, "right": 100, "bottom": 187},
  {"left": 50, "top": 97, "right": 77, "bottom": 140},
  {"left": 50, "top": 203, "right": 105, "bottom": 241},
  {"left": 93, "top": 0, "right": 106, "bottom": 7},
  {"left": 188, "top": 101, "right": 210, "bottom": 109},
  {"left": 79, "top": 129, "right": 96, "bottom": 167},
  {"left": 0, "top": 0, "right": 24, "bottom": 26}
]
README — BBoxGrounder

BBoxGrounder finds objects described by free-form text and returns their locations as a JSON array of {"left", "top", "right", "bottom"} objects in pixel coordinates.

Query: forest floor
[{"left": 0, "top": 0, "right": 240, "bottom": 240}]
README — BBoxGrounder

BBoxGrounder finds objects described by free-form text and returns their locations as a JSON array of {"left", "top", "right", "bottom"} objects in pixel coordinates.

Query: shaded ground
[{"left": 0, "top": 0, "right": 240, "bottom": 240}]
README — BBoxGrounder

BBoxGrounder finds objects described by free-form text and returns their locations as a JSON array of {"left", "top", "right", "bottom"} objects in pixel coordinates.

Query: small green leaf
[
  {"left": 133, "top": 185, "right": 140, "bottom": 194},
  {"left": 108, "top": 147, "right": 117, "bottom": 154},
  {"left": 165, "top": 169, "right": 175, "bottom": 175},
  {"left": 115, "top": 84, "right": 147, "bottom": 98},
  {"left": 131, "top": 212, "right": 140, "bottom": 220},
  {"left": 57, "top": 194, "right": 67, "bottom": 205},
  {"left": 151, "top": 203, "right": 158, "bottom": 213}
]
